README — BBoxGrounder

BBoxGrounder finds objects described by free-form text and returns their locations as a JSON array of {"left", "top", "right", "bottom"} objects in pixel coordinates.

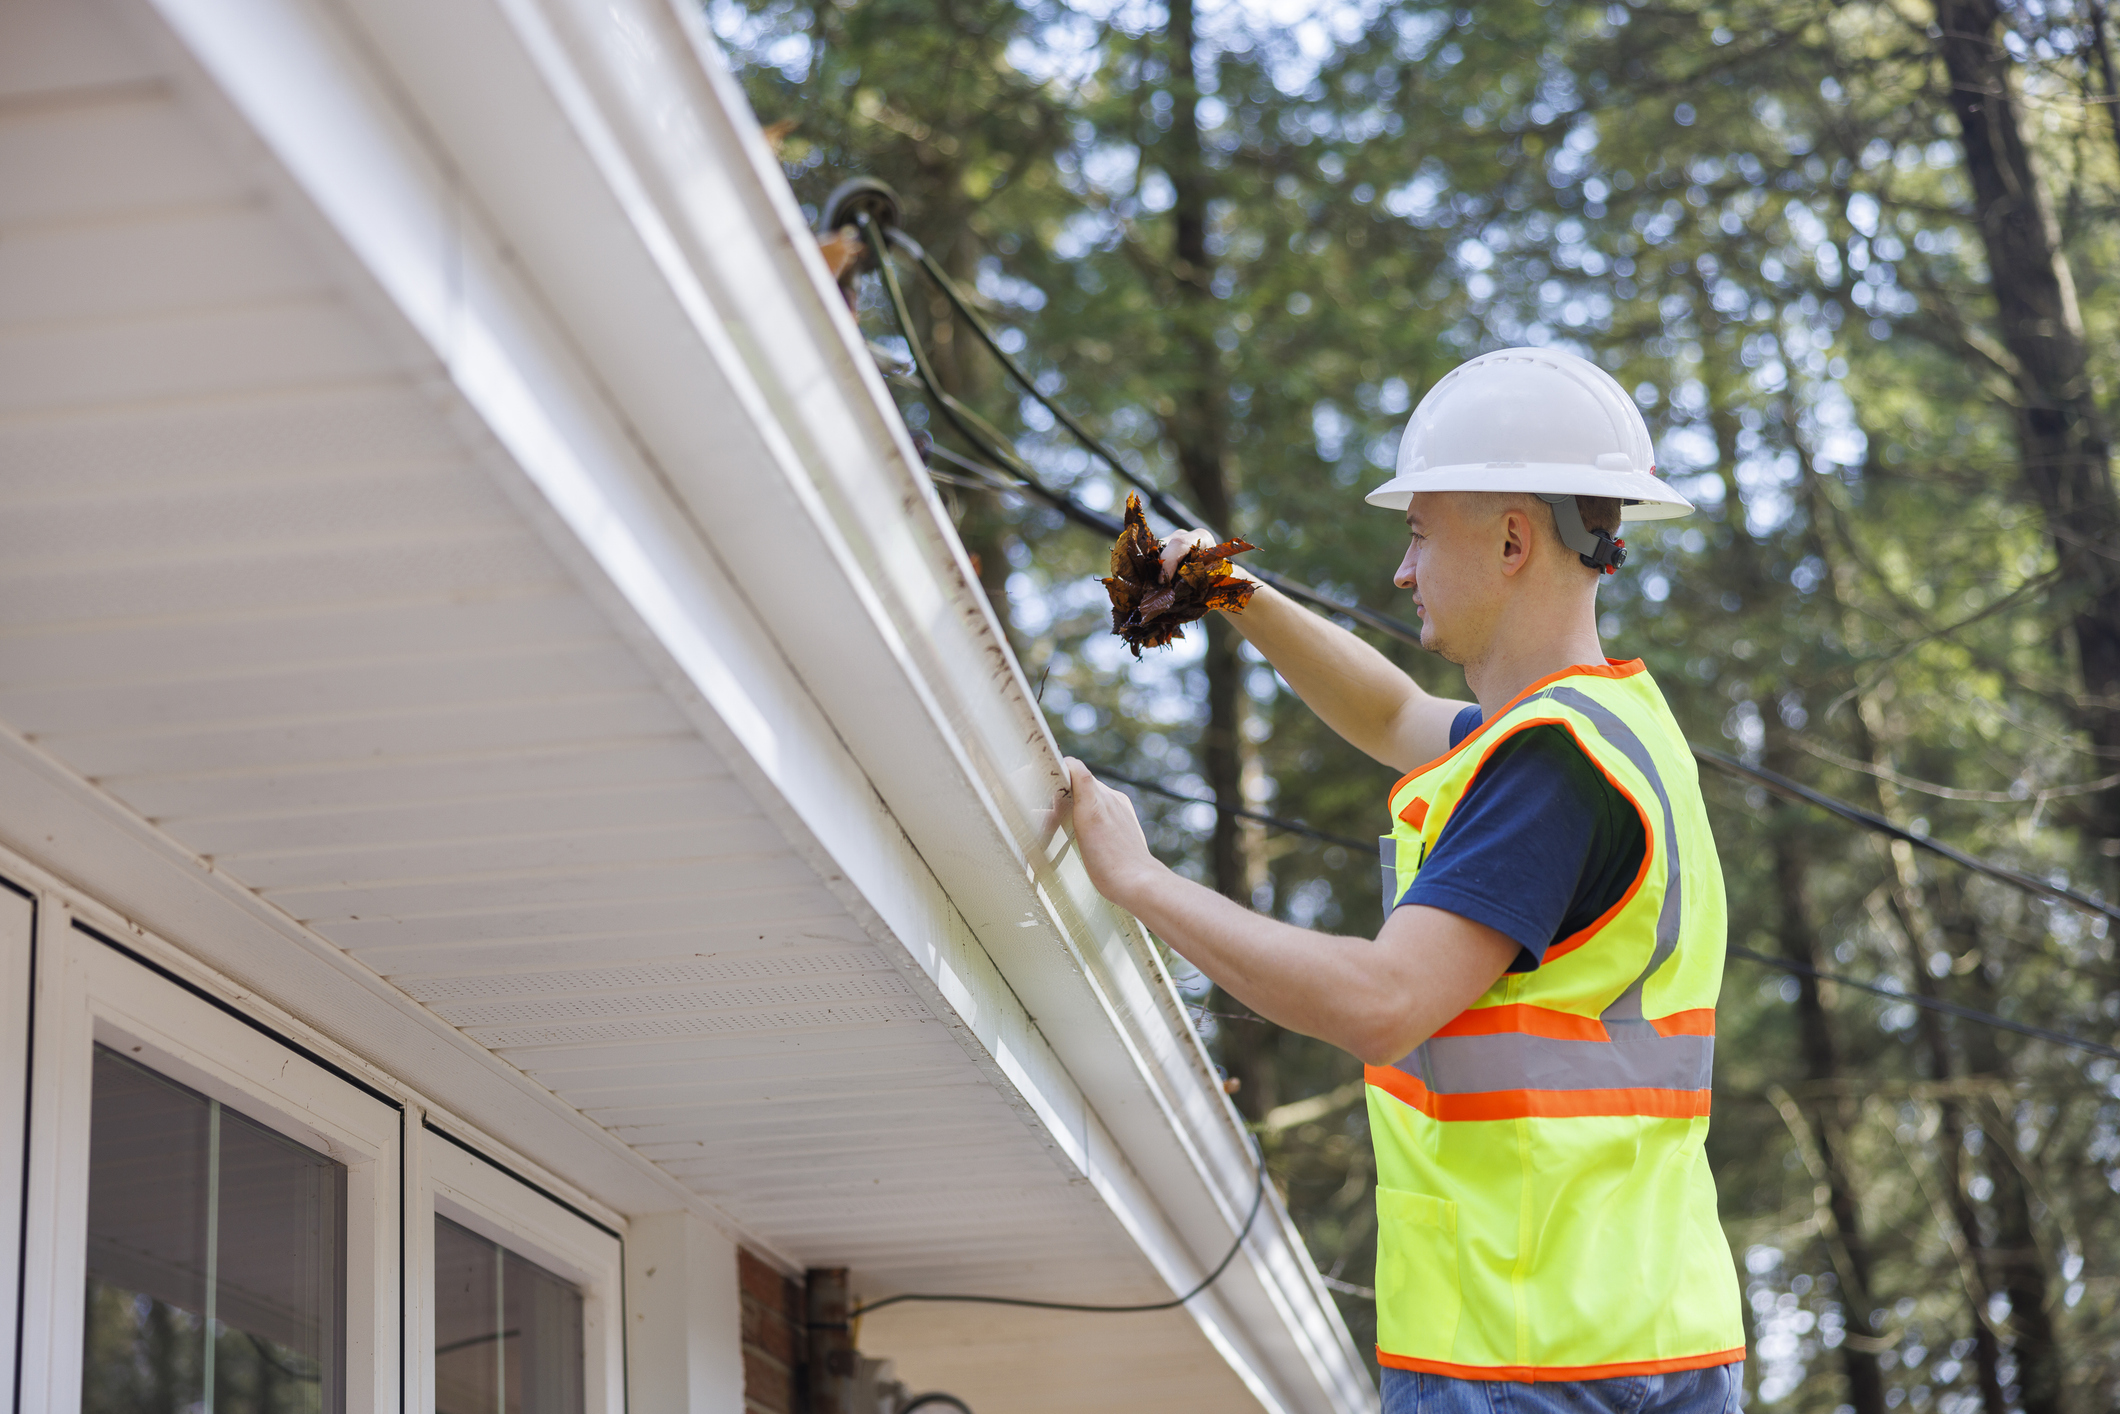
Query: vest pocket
[{"left": 1374, "top": 1186, "right": 1461, "bottom": 1357}]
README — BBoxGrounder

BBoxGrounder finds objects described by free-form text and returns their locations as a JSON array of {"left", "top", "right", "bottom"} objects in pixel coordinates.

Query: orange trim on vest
[
  {"left": 1432, "top": 1004, "right": 1608, "bottom": 1042},
  {"left": 1393, "top": 660, "right": 1650, "bottom": 782},
  {"left": 1399, "top": 796, "right": 1429, "bottom": 829},
  {"left": 1375, "top": 1345, "right": 1748, "bottom": 1383},
  {"left": 1439, "top": 711, "right": 1656, "bottom": 966},
  {"left": 1365, "top": 1064, "right": 1712, "bottom": 1122},
  {"left": 1653, "top": 1008, "right": 1718, "bottom": 1037}
]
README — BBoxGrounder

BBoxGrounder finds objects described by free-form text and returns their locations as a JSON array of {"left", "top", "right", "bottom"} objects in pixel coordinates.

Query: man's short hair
[
  {"left": 1576, "top": 495, "right": 1622, "bottom": 536},
  {"left": 1466, "top": 492, "right": 1624, "bottom": 541}
]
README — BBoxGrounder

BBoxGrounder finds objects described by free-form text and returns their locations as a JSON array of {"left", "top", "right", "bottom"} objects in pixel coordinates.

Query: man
[{"left": 1060, "top": 348, "right": 1746, "bottom": 1413}]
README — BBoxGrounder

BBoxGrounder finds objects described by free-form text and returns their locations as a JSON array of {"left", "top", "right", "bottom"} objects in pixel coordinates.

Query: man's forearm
[
  {"left": 1223, "top": 585, "right": 1446, "bottom": 768},
  {"left": 1114, "top": 863, "right": 1391, "bottom": 1057},
  {"left": 1108, "top": 860, "right": 1516, "bottom": 1066}
]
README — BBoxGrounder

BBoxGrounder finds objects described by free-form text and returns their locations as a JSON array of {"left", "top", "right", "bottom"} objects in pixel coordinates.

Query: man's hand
[
  {"left": 1058, "top": 756, "right": 1516, "bottom": 1061},
  {"left": 1057, "top": 759, "right": 1166, "bottom": 909},
  {"left": 1158, "top": 526, "right": 1261, "bottom": 586}
]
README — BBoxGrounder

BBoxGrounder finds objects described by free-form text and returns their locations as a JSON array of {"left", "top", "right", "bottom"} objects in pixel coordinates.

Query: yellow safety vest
[{"left": 1368, "top": 659, "right": 1744, "bottom": 1381}]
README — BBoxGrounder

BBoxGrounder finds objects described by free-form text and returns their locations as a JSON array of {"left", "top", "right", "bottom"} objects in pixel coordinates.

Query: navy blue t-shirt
[{"left": 1397, "top": 704, "right": 1647, "bottom": 972}]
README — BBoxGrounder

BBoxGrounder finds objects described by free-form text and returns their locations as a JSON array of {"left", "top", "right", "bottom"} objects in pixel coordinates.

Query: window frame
[
  {"left": 415, "top": 1123, "right": 625, "bottom": 1414},
  {"left": 0, "top": 880, "right": 33, "bottom": 1407},
  {"left": 17, "top": 913, "right": 404, "bottom": 1413}
]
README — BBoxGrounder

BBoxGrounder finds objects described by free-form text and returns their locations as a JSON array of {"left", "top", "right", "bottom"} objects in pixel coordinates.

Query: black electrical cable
[
  {"left": 926, "top": 422, "right": 2115, "bottom": 934},
  {"left": 925, "top": 440, "right": 1127, "bottom": 540},
  {"left": 1087, "top": 763, "right": 1377, "bottom": 853},
  {"left": 1696, "top": 746, "right": 2118, "bottom": 925},
  {"left": 899, "top": 1396, "right": 975, "bottom": 1414},
  {"left": 862, "top": 206, "right": 2120, "bottom": 1068},
  {"left": 1080, "top": 778, "right": 2120, "bottom": 1063},
  {"left": 888, "top": 227, "right": 1212, "bottom": 535},
  {"left": 839, "top": 1135, "right": 1271, "bottom": 1322},
  {"left": 1727, "top": 946, "right": 2120, "bottom": 1064},
  {"left": 861, "top": 213, "right": 1049, "bottom": 496},
  {"left": 883, "top": 221, "right": 2119, "bottom": 930},
  {"left": 881, "top": 211, "right": 2119, "bottom": 931},
  {"left": 884, "top": 221, "right": 1432, "bottom": 644}
]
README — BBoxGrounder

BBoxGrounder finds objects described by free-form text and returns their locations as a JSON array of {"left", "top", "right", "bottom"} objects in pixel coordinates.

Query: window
[
  {"left": 11, "top": 888, "right": 624, "bottom": 1414},
  {"left": 433, "top": 1217, "right": 584, "bottom": 1414},
  {"left": 15, "top": 922, "right": 401, "bottom": 1412},
  {"left": 82, "top": 1047, "right": 347, "bottom": 1413},
  {"left": 421, "top": 1131, "right": 623, "bottom": 1413}
]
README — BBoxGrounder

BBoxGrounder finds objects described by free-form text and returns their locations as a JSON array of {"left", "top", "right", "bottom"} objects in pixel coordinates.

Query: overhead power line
[
  {"left": 858, "top": 212, "right": 2120, "bottom": 1066},
  {"left": 865, "top": 216, "right": 1426, "bottom": 643},
  {"left": 1729, "top": 946, "right": 2120, "bottom": 1064},
  {"left": 1088, "top": 763, "right": 1377, "bottom": 853},
  {"left": 1696, "top": 747, "right": 2117, "bottom": 925},
  {"left": 868, "top": 221, "right": 2114, "bottom": 921}
]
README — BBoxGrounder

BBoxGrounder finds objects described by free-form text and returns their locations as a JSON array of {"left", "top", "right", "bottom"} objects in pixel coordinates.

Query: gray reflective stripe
[
  {"left": 1401, "top": 1032, "right": 1713, "bottom": 1094},
  {"left": 1380, "top": 835, "right": 1398, "bottom": 916},
  {"left": 1540, "top": 686, "right": 1681, "bottom": 1036}
]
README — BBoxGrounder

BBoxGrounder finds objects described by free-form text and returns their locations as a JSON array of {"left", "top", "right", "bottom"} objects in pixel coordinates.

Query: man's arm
[
  {"left": 1226, "top": 583, "right": 1468, "bottom": 771},
  {"left": 1159, "top": 531, "right": 1466, "bottom": 770},
  {"left": 1062, "top": 759, "right": 1517, "bottom": 1064}
]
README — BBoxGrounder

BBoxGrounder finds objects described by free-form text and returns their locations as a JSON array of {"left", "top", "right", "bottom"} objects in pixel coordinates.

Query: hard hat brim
[{"left": 1364, "top": 463, "right": 1694, "bottom": 520}]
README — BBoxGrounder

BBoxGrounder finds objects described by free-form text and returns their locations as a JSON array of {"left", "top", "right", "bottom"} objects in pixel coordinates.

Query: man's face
[{"left": 1393, "top": 493, "right": 1497, "bottom": 663}]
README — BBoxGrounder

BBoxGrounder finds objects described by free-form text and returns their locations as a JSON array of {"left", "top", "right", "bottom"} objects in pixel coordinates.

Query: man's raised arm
[{"left": 1160, "top": 528, "right": 1468, "bottom": 770}]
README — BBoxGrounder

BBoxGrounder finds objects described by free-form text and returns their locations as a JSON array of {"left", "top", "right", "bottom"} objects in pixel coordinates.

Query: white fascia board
[{"left": 142, "top": 0, "right": 1372, "bottom": 1407}]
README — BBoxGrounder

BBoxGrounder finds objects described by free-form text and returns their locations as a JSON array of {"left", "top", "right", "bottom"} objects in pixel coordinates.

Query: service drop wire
[
  {"left": 857, "top": 218, "right": 1281, "bottom": 1321},
  {"left": 881, "top": 235, "right": 2120, "bottom": 927},
  {"left": 926, "top": 401, "right": 2120, "bottom": 933},
  {"left": 885, "top": 224, "right": 1430, "bottom": 646},
  {"left": 863, "top": 214, "right": 2120, "bottom": 1068},
  {"left": 1696, "top": 747, "right": 2117, "bottom": 925},
  {"left": 1727, "top": 946, "right": 2120, "bottom": 1065},
  {"left": 1096, "top": 766, "right": 2120, "bottom": 1066},
  {"left": 835, "top": 1134, "right": 1272, "bottom": 1323},
  {"left": 1088, "top": 763, "right": 1378, "bottom": 853}
]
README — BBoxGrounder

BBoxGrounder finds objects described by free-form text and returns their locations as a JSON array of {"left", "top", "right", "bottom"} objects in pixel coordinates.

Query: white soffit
[{"left": 0, "top": 0, "right": 1375, "bottom": 1409}]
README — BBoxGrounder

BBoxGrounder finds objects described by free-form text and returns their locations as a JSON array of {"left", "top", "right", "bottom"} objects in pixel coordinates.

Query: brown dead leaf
[
  {"left": 1101, "top": 494, "right": 1257, "bottom": 656},
  {"left": 816, "top": 227, "right": 863, "bottom": 281}
]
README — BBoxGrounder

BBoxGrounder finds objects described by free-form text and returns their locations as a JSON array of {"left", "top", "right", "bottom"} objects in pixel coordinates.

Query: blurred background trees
[{"left": 714, "top": 1, "right": 2120, "bottom": 1407}]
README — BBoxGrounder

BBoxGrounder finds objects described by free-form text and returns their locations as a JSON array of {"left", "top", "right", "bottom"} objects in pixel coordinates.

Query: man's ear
[{"left": 1497, "top": 505, "right": 1535, "bottom": 577}]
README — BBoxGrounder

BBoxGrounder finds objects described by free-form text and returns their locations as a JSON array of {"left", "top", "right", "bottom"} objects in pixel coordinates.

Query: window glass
[
  {"left": 82, "top": 1045, "right": 346, "bottom": 1414},
  {"left": 434, "top": 1217, "right": 584, "bottom": 1414}
]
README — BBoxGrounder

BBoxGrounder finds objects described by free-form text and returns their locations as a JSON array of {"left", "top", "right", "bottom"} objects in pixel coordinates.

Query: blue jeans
[{"left": 1381, "top": 1362, "right": 1744, "bottom": 1414}]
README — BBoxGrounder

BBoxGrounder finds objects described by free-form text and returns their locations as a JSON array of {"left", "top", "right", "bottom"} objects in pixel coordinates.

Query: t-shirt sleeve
[{"left": 1398, "top": 724, "right": 1644, "bottom": 972}]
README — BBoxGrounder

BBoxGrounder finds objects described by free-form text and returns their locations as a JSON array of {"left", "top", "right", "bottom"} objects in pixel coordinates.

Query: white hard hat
[{"left": 1365, "top": 347, "right": 1692, "bottom": 520}]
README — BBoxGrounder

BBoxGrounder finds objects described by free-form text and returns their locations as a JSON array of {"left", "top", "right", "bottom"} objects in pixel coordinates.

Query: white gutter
[{"left": 143, "top": 0, "right": 1374, "bottom": 1406}]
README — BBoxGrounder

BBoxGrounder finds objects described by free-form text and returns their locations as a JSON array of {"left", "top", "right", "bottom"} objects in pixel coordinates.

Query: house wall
[
  {"left": 739, "top": 1248, "right": 807, "bottom": 1414},
  {"left": 0, "top": 849, "right": 749, "bottom": 1412}
]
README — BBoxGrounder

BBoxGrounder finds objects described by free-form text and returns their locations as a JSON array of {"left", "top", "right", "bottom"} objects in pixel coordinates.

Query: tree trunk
[
  {"left": 2083, "top": 1, "right": 2120, "bottom": 173},
  {"left": 1849, "top": 695, "right": 2008, "bottom": 1414},
  {"left": 924, "top": 233, "right": 1017, "bottom": 643},
  {"left": 1697, "top": 357, "right": 1885, "bottom": 1413},
  {"left": 1705, "top": 358, "right": 1881, "bottom": 1414},
  {"left": 1934, "top": 0, "right": 2120, "bottom": 852},
  {"left": 1812, "top": 478, "right": 2049, "bottom": 1410},
  {"left": 1164, "top": 0, "right": 1274, "bottom": 1118},
  {"left": 1933, "top": 873, "right": 2064, "bottom": 1414},
  {"left": 1767, "top": 793, "right": 1889, "bottom": 1414}
]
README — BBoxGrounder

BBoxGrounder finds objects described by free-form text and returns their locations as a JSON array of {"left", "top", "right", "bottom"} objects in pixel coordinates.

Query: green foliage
[{"left": 714, "top": 0, "right": 2120, "bottom": 1405}]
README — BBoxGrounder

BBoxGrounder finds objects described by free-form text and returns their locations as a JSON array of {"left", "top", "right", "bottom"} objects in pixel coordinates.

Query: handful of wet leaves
[{"left": 1102, "top": 494, "right": 1259, "bottom": 656}]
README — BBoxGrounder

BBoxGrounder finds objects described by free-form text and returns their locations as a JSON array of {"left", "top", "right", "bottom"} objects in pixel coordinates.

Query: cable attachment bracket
[{"left": 1538, "top": 493, "right": 1627, "bottom": 574}]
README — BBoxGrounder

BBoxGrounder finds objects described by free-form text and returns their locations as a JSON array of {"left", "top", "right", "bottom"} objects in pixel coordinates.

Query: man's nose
[{"left": 1394, "top": 551, "right": 1417, "bottom": 589}]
